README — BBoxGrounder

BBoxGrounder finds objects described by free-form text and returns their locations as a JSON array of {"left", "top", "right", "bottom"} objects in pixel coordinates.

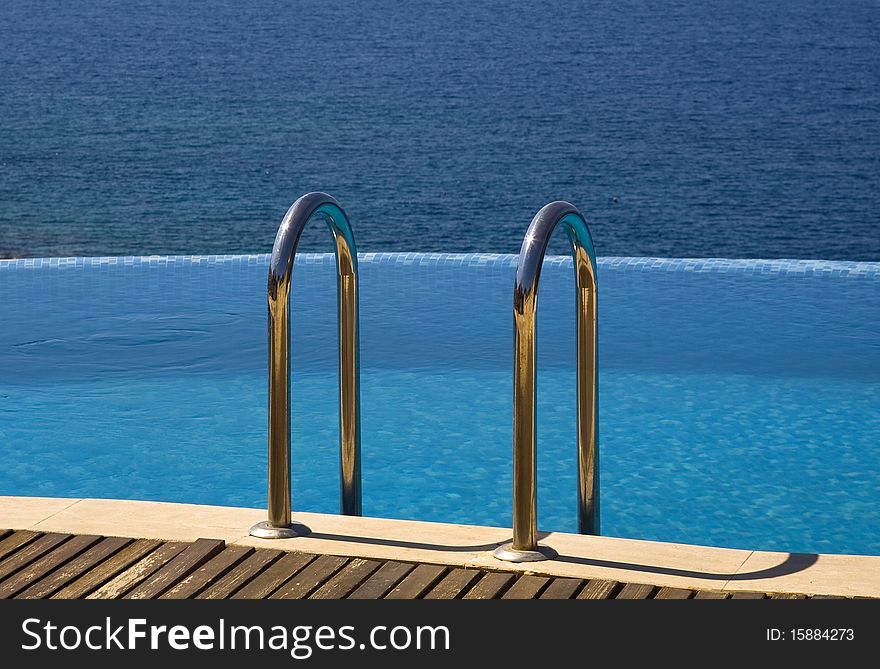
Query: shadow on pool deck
[
  {"left": 554, "top": 551, "right": 818, "bottom": 582},
  {"left": 304, "top": 529, "right": 819, "bottom": 582}
]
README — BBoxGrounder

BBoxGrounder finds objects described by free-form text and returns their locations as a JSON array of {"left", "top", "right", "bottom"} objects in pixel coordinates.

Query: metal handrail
[
  {"left": 250, "top": 192, "right": 362, "bottom": 539},
  {"left": 494, "top": 201, "right": 599, "bottom": 562}
]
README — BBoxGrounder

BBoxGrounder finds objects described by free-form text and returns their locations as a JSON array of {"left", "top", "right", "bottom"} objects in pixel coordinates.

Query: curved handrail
[
  {"left": 250, "top": 192, "right": 362, "bottom": 539},
  {"left": 495, "top": 201, "right": 599, "bottom": 562}
]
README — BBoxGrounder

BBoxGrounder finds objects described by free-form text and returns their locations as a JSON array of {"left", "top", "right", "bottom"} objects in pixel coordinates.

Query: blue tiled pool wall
[{"left": 1, "top": 254, "right": 878, "bottom": 383}]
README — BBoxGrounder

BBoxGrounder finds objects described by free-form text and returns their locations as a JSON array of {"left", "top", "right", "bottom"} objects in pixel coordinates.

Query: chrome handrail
[
  {"left": 494, "top": 201, "right": 599, "bottom": 562},
  {"left": 250, "top": 192, "right": 362, "bottom": 539}
]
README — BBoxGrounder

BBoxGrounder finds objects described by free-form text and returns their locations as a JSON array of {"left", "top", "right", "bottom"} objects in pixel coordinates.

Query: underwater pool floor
[{"left": 2, "top": 367, "right": 878, "bottom": 556}]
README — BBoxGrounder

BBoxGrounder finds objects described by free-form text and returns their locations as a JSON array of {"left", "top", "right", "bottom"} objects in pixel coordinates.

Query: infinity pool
[{"left": 1, "top": 254, "right": 878, "bottom": 555}]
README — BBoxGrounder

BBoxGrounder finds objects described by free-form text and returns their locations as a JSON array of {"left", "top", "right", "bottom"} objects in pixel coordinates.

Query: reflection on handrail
[
  {"left": 250, "top": 192, "right": 362, "bottom": 539},
  {"left": 495, "top": 201, "right": 599, "bottom": 562}
]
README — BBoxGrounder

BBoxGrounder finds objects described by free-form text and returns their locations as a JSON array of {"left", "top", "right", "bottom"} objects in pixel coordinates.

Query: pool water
[
  {"left": 3, "top": 367, "right": 878, "bottom": 555},
  {"left": 1, "top": 254, "right": 878, "bottom": 555}
]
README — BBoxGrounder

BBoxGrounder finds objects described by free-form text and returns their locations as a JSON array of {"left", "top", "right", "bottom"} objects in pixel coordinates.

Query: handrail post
[
  {"left": 250, "top": 192, "right": 362, "bottom": 539},
  {"left": 494, "top": 201, "right": 599, "bottom": 562}
]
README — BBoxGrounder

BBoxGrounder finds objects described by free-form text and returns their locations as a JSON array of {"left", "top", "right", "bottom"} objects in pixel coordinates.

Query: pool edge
[{"left": 3, "top": 496, "right": 878, "bottom": 598}]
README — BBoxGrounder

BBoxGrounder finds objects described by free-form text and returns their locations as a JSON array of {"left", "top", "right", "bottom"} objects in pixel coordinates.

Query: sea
[{"left": 0, "top": 0, "right": 878, "bottom": 259}]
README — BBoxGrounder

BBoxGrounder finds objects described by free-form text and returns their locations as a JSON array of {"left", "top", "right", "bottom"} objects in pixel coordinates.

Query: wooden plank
[
  {"left": 730, "top": 591, "right": 766, "bottom": 599},
  {"left": 0, "top": 531, "right": 41, "bottom": 562},
  {"left": 770, "top": 592, "right": 806, "bottom": 600},
  {"left": 0, "top": 534, "right": 102, "bottom": 599},
  {"left": 231, "top": 552, "right": 316, "bottom": 600},
  {"left": 51, "top": 539, "right": 163, "bottom": 599},
  {"left": 197, "top": 549, "right": 283, "bottom": 600},
  {"left": 270, "top": 555, "right": 349, "bottom": 600},
  {"left": 615, "top": 583, "right": 656, "bottom": 599},
  {"left": 311, "top": 559, "right": 383, "bottom": 600},
  {"left": 540, "top": 578, "right": 585, "bottom": 600},
  {"left": 694, "top": 590, "right": 730, "bottom": 600},
  {"left": 0, "top": 533, "right": 71, "bottom": 582},
  {"left": 463, "top": 572, "right": 516, "bottom": 600},
  {"left": 0, "top": 530, "right": 12, "bottom": 542},
  {"left": 384, "top": 564, "right": 448, "bottom": 600},
  {"left": 347, "top": 561, "right": 415, "bottom": 600},
  {"left": 424, "top": 569, "right": 482, "bottom": 600},
  {"left": 655, "top": 587, "right": 694, "bottom": 600},
  {"left": 87, "top": 542, "right": 187, "bottom": 599},
  {"left": 161, "top": 546, "right": 255, "bottom": 599},
  {"left": 811, "top": 594, "right": 845, "bottom": 600},
  {"left": 16, "top": 537, "right": 133, "bottom": 599},
  {"left": 124, "top": 538, "right": 226, "bottom": 599},
  {"left": 502, "top": 575, "right": 551, "bottom": 599},
  {"left": 577, "top": 579, "right": 620, "bottom": 600}
]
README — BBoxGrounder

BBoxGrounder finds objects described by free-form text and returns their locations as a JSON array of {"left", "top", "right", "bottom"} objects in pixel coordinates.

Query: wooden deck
[{"left": 1, "top": 529, "right": 861, "bottom": 600}]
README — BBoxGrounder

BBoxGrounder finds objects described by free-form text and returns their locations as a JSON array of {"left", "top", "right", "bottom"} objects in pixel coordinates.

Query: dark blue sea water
[{"left": 1, "top": 0, "right": 878, "bottom": 259}]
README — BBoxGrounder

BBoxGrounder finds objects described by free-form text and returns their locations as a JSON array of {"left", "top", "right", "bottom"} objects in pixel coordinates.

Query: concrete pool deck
[{"left": 2, "top": 496, "right": 879, "bottom": 598}]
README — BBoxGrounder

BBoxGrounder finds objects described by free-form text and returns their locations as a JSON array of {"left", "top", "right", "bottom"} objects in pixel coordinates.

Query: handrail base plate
[
  {"left": 249, "top": 520, "right": 311, "bottom": 540},
  {"left": 493, "top": 542, "right": 557, "bottom": 563}
]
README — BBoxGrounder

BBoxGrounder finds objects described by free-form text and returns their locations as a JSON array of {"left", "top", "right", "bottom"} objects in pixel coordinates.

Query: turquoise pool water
[{"left": 1, "top": 254, "right": 878, "bottom": 555}]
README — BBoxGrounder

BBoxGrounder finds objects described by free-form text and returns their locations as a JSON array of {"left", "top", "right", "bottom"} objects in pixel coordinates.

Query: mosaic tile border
[{"left": 1, "top": 253, "right": 878, "bottom": 278}]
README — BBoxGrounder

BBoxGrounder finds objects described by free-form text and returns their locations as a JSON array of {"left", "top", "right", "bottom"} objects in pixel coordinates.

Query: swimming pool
[{"left": 1, "top": 254, "right": 878, "bottom": 555}]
